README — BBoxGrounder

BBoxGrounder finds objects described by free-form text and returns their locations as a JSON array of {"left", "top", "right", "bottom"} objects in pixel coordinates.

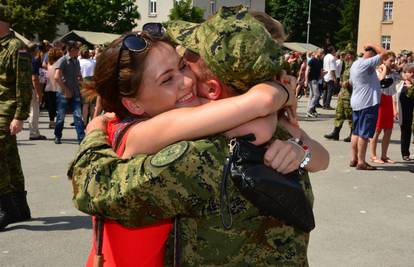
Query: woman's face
[
  {"left": 135, "top": 42, "right": 200, "bottom": 116},
  {"left": 384, "top": 56, "right": 395, "bottom": 68}
]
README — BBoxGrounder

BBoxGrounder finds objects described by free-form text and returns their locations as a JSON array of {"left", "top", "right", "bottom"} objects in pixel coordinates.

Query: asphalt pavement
[{"left": 1, "top": 97, "right": 413, "bottom": 267}]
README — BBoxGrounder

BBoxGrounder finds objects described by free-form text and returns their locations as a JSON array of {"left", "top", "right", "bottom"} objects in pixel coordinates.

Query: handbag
[{"left": 220, "top": 134, "right": 315, "bottom": 233}]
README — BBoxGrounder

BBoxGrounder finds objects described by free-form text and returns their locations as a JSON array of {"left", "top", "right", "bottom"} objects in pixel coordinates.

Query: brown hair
[
  {"left": 48, "top": 48, "right": 63, "bottom": 65},
  {"left": 84, "top": 32, "right": 173, "bottom": 118},
  {"left": 386, "top": 51, "right": 396, "bottom": 58}
]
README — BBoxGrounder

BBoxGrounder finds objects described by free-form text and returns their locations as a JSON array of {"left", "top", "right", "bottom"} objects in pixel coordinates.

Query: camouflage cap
[
  {"left": 0, "top": 4, "right": 11, "bottom": 23},
  {"left": 165, "top": 5, "right": 282, "bottom": 92}
]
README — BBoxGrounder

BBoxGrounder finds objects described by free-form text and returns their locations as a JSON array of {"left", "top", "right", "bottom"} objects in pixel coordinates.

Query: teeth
[{"left": 178, "top": 92, "right": 193, "bottom": 103}]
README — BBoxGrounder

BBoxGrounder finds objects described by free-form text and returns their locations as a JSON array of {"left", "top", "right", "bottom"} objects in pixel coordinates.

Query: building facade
[
  {"left": 358, "top": 0, "right": 414, "bottom": 54},
  {"left": 134, "top": 0, "right": 265, "bottom": 30}
]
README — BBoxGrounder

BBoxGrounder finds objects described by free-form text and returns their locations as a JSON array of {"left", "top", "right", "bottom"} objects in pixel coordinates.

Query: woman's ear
[
  {"left": 121, "top": 97, "right": 145, "bottom": 115},
  {"left": 204, "top": 79, "right": 223, "bottom": 100}
]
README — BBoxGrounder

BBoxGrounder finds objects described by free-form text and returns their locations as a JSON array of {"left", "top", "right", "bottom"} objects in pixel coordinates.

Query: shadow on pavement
[
  {"left": 5, "top": 215, "right": 92, "bottom": 231},
  {"left": 376, "top": 165, "right": 414, "bottom": 172}
]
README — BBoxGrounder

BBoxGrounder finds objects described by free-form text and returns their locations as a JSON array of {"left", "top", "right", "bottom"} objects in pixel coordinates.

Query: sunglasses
[
  {"left": 142, "top": 22, "right": 164, "bottom": 37},
  {"left": 115, "top": 33, "right": 150, "bottom": 95}
]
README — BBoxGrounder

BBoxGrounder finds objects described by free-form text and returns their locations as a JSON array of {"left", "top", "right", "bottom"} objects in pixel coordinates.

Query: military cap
[
  {"left": 0, "top": 4, "right": 11, "bottom": 23},
  {"left": 165, "top": 5, "right": 282, "bottom": 92}
]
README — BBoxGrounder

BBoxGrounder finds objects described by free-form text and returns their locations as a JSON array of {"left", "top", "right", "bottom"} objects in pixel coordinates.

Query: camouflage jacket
[
  {"left": 68, "top": 128, "right": 314, "bottom": 266},
  {"left": 0, "top": 32, "right": 32, "bottom": 124}
]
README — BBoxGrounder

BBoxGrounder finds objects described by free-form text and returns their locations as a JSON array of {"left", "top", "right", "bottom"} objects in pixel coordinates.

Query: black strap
[
  {"left": 95, "top": 217, "right": 104, "bottom": 260},
  {"left": 220, "top": 157, "right": 233, "bottom": 230},
  {"left": 173, "top": 217, "right": 180, "bottom": 267}
]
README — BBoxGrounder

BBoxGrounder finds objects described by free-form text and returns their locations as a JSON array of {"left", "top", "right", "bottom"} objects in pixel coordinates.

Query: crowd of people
[
  {"left": 1, "top": 2, "right": 414, "bottom": 267},
  {"left": 279, "top": 43, "right": 414, "bottom": 170}
]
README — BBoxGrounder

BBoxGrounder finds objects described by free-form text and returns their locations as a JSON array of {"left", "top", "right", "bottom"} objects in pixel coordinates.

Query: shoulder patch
[{"left": 150, "top": 141, "right": 189, "bottom": 167}]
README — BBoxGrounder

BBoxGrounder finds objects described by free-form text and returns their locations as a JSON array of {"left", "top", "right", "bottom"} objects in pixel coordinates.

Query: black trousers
[
  {"left": 44, "top": 91, "right": 56, "bottom": 122},
  {"left": 399, "top": 91, "right": 414, "bottom": 157}
]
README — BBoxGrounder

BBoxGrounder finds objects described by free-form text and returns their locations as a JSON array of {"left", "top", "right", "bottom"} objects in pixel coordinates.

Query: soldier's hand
[
  {"left": 10, "top": 119, "right": 24, "bottom": 135},
  {"left": 86, "top": 112, "right": 114, "bottom": 134},
  {"left": 264, "top": 139, "right": 304, "bottom": 174}
]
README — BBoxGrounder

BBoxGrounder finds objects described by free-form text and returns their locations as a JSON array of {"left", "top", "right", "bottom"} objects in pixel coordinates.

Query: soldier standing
[
  {"left": 0, "top": 5, "right": 32, "bottom": 230},
  {"left": 324, "top": 50, "right": 355, "bottom": 142}
]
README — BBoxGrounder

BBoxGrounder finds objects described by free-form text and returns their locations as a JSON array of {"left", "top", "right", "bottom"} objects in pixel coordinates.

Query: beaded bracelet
[{"left": 287, "top": 138, "right": 312, "bottom": 169}]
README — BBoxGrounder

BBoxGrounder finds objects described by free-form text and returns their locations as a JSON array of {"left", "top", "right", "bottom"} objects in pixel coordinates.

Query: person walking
[
  {"left": 322, "top": 46, "right": 337, "bottom": 109},
  {"left": 53, "top": 41, "right": 85, "bottom": 144},
  {"left": 0, "top": 5, "right": 32, "bottom": 230},
  {"left": 305, "top": 48, "right": 324, "bottom": 117},
  {"left": 324, "top": 50, "right": 355, "bottom": 142},
  {"left": 28, "top": 43, "right": 46, "bottom": 140},
  {"left": 44, "top": 48, "right": 63, "bottom": 129},
  {"left": 349, "top": 44, "right": 387, "bottom": 170}
]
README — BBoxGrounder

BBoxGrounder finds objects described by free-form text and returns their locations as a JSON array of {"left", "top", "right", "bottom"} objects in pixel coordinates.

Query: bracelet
[
  {"left": 287, "top": 138, "right": 311, "bottom": 169},
  {"left": 275, "top": 81, "right": 290, "bottom": 106}
]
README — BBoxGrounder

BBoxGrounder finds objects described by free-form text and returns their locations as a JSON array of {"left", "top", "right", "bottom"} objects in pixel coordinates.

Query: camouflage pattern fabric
[
  {"left": 0, "top": 32, "right": 32, "bottom": 121},
  {"left": 0, "top": 32, "right": 31, "bottom": 196},
  {"left": 69, "top": 128, "right": 313, "bottom": 266},
  {"left": 334, "top": 61, "right": 353, "bottom": 129},
  {"left": 0, "top": 131, "right": 25, "bottom": 194},
  {"left": 165, "top": 6, "right": 282, "bottom": 93}
]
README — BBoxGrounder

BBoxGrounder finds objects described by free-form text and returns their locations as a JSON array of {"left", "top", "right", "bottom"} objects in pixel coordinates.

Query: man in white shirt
[
  {"left": 349, "top": 44, "right": 387, "bottom": 170},
  {"left": 322, "top": 46, "right": 337, "bottom": 109}
]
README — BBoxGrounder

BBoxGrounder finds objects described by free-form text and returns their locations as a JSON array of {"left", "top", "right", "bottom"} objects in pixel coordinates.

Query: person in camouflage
[
  {"left": 324, "top": 51, "right": 354, "bottom": 142},
  {"left": 0, "top": 5, "right": 32, "bottom": 230},
  {"left": 69, "top": 6, "right": 329, "bottom": 266}
]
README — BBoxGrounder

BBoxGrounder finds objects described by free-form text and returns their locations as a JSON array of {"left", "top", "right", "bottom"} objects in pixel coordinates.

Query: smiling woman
[{"left": 82, "top": 31, "right": 290, "bottom": 267}]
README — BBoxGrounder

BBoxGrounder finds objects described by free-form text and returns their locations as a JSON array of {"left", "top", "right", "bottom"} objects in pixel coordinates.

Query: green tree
[
  {"left": 169, "top": 0, "right": 205, "bottom": 23},
  {"left": 265, "top": 0, "right": 309, "bottom": 43},
  {"left": 62, "top": 0, "right": 140, "bottom": 34},
  {"left": 335, "top": 0, "right": 360, "bottom": 51},
  {"left": 3, "top": 0, "right": 62, "bottom": 40},
  {"left": 265, "top": 0, "right": 343, "bottom": 47}
]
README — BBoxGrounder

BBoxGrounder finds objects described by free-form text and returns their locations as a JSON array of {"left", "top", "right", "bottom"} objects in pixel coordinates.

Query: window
[
  {"left": 149, "top": 0, "right": 157, "bottom": 15},
  {"left": 381, "top": 36, "right": 391, "bottom": 50},
  {"left": 210, "top": 0, "right": 216, "bottom": 15},
  {"left": 383, "top": 2, "right": 393, "bottom": 21}
]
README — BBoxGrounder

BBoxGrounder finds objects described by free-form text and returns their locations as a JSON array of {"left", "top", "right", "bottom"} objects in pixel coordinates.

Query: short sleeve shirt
[
  {"left": 308, "top": 58, "right": 323, "bottom": 81},
  {"left": 56, "top": 54, "right": 81, "bottom": 97},
  {"left": 323, "top": 53, "right": 337, "bottom": 82},
  {"left": 350, "top": 55, "right": 382, "bottom": 110}
]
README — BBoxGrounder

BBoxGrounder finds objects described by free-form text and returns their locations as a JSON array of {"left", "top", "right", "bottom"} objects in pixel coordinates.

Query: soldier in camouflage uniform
[
  {"left": 324, "top": 51, "right": 354, "bottom": 142},
  {"left": 69, "top": 6, "right": 329, "bottom": 266},
  {"left": 0, "top": 5, "right": 32, "bottom": 230}
]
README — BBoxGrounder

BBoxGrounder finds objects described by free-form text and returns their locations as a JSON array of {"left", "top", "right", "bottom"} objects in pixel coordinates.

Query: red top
[{"left": 86, "top": 117, "right": 173, "bottom": 267}]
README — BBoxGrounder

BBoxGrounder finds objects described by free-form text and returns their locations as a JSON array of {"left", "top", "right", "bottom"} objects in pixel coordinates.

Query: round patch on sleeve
[{"left": 150, "top": 141, "right": 189, "bottom": 167}]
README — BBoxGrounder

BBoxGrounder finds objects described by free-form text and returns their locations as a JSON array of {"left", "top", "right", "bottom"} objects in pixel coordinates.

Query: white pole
[{"left": 306, "top": 0, "right": 312, "bottom": 44}]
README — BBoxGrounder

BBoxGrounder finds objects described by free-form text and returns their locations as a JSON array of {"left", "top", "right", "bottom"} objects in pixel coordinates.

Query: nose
[{"left": 179, "top": 72, "right": 194, "bottom": 91}]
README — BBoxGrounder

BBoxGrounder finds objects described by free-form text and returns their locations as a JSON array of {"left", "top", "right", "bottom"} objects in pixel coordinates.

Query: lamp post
[{"left": 306, "top": 0, "right": 312, "bottom": 44}]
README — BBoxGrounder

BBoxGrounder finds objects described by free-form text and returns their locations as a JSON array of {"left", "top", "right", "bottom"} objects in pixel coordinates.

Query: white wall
[
  {"left": 134, "top": 0, "right": 175, "bottom": 30},
  {"left": 193, "top": 0, "right": 265, "bottom": 19}
]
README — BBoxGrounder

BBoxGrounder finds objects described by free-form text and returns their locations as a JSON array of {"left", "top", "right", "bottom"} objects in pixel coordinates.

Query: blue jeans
[
  {"left": 54, "top": 91, "right": 85, "bottom": 142},
  {"left": 307, "top": 80, "right": 320, "bottom": 112}
]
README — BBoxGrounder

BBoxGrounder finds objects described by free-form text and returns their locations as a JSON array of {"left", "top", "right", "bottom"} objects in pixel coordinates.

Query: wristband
[
  {"left": 275, "top": 81, "right": 290, "bottom": 106},
  {"left": 287, "top": 138, "right": 311, "bottom": 169}
]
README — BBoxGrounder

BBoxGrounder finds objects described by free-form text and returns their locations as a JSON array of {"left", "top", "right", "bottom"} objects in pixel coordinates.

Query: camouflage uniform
[
  {"left": 165, "top": 6, "right": 282, "bottom": 93},
  {"left": 0, "top": 32, "right": 32, "bottom": 195},
  {"left": 69, "top": 128, "right": 313, "bottom": 266},
  {"left": 69, "top": 6, "right": 313, "bottom": 265},
  {"left": 334, "top": 60, "right": 353, "bottom": 129}
]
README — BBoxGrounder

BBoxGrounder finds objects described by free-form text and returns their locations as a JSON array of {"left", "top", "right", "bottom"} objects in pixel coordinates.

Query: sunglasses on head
[
  {"left": 115, "top": 33, "right": 150, "bottom": 95},
  {"left": 142, "top": 22, "right": 164, "bottom": 37}
]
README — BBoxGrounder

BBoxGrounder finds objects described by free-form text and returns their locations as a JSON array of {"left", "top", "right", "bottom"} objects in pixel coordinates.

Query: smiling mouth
[{"left": 177, "top": 92, "right": 195, "bottom": 103}]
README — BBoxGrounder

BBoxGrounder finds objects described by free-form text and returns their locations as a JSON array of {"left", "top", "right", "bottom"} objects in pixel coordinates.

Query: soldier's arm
[
  {"left": 68, "top": 130, "right": 227, "bottom": 227},
  {"left": 13, "top": 47, "right": 32, "bottom": 120}
]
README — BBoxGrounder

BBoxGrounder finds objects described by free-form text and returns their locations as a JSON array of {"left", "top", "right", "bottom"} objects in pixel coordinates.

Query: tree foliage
[
  {"left": 265, "top": 0, "right": 344, "bottom": 48},
  {"left": 62, "top": 0, "right": 140, "bottom": 34},
  {"left": 2, "top": 0, "right": 62, "bottom": 40},
  {"left": 265, "top": 0, "right": 308, "bottom": 43},
  {"left": 169, "top": 0, "right": 205, "bottom": 23},
  {"left": 335, "top": 0, "right": 360, "bottom": 51}
]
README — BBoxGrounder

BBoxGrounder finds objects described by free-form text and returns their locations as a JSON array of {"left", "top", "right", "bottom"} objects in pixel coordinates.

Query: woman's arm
[{"left": 123, "top": 82, "right": 292, "bottom": 157}]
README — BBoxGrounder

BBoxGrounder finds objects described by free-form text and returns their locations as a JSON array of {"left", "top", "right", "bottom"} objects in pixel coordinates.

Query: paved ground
[{"left": 1, "top": 98, "right": 413, "bottom": 267}]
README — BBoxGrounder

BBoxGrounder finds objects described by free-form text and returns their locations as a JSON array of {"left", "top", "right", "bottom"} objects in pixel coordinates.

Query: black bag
[{"left": 220, "top": 134, "right": 315, "bottom": 233}]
